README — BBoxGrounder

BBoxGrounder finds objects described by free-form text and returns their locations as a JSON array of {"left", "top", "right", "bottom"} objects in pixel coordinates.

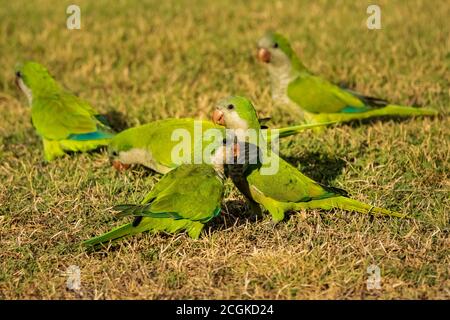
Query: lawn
[{"left": 0, "top": 0, "right": 448, "bottom": 299}]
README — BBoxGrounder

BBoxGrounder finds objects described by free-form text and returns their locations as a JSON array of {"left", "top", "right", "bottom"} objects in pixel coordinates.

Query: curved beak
[
  {"left": 257, "top": 47, "right": 271, "bottom": 63},
  {"left": 112, "top": 159, "right": 130, "bottom": 172},
  {"left": 212, "top": 109, "right": 225, "bottom": 126},
  {"left": 14, "top": 76, "right": 21, "bottom": 90}
]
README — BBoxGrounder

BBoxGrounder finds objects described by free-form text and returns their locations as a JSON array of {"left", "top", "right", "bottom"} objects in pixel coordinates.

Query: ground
[{"left": 0, "top": 0, "right": 448, "bottom": 299}]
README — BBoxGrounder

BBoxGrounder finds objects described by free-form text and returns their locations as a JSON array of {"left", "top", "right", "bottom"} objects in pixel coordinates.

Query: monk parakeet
[
  {"left": 15, "top": 61, "right": 115, "bottom": 161},
  {"left": 109, "top": 118, "right": 335, "bottom": 173},
  {"left": 257, "top": 32, "right": 438, "bottom": 124},
  {"left": 212, "top": 96, "right": 406, "bottom": 222},
  {"left": 83, "top": 145, "right": 231, "bottom": 247}
]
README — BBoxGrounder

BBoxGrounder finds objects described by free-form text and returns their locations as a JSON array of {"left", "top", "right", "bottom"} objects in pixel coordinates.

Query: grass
[{"left": 0, "top": 0, "right": 449, "bottom": 299}]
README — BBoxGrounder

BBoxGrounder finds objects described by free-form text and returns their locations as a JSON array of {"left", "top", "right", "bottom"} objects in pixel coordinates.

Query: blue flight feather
[
  {"left": 340, "top": 105, "right": 370, "bottom": 113},
  {"left": 68, "top": 130, "right": 115, "bottom": 141}
]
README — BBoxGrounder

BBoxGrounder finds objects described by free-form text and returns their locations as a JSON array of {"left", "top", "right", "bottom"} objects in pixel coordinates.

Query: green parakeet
[
  {"left": 109, "top": 118, "right": 335, "bottom": 173},
  {"left": 257, "top": 32, "right": 438, "bottom": 124},
  {"left": 213, "top": 96, "right": 406, "bottom": 222},
  {"left": 15, "top": 62, "right": 115, "bottom": 161},
  {"left": 84, "top": 147, "right": 230, "bottom": 247}
]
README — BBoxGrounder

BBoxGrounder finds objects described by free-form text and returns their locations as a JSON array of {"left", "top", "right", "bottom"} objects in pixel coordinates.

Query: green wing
[
  {"left": 85, "top": 165, "right": 223, "bottom": 246},
  {"left": 130, "top": 164, "right": 223, "bottom": 222},
  {"left": 140, "top": 163, "right": 196, "bottom": 204},
  {"left": 247, "top": 156, "right": 339, "bottom": 202},
  {"left": 31, "top": 93, "right": 110, "bottom": 141},
  {"left": 287, "top": 75, "right": 369, "bottom": 114}
]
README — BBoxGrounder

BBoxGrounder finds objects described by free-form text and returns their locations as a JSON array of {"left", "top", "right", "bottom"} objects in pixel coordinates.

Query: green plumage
[
  {"left": 258, "top": 32, "right": 438, "bottom": 124},
  {"left": 109, "top": 118, "right": 334, "bottom": 173},
  {"left": 243, "top": 156, "right": 405, "bottom": 221},
  {"left": 218, "top": 96, "right": 406, "bottom": 222},
  {"left": 16, "top": 62, "right": 114, "bottom": 161},
  {"left": 83, "top": 164, "right": 224, "bottom": 247}
]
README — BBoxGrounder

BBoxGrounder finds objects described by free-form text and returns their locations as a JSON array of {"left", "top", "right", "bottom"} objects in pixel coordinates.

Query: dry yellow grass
[{"left": 0, "top": 0, "right": 449, "bottom": 299}]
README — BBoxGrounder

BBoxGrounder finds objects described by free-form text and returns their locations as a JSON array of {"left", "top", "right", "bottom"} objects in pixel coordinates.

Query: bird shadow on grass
[
  {"left": 102, "top": 110, "right": 130, "bottom": 132},
  {"left": 282, "top": 151, "right": 347, "bottom": 185},
  {"left": 206, "top": 199, "right": 262, "bottom": 233}
]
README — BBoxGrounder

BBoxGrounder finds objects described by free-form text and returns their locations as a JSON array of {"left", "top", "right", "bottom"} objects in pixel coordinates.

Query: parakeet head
[
  {"left": 108, "top": 128, "right": 162, "bottom": 172},
  {"left": 212, "top": 96, "right": 260, "bottom": 131},
  {"left": 15, "top": 61, "right": 60, "bottom": 103},
  {"left": 257, "top": 32, "right": 305, "bottom": 75},
  {"left": 108, "top": 136, "right": 133, "bottom": 171}
]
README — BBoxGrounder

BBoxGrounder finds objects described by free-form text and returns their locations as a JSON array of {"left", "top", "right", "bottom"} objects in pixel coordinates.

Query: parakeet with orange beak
[
  {"left": 108, "top": 117, "right": 335, "bottom": 173},
  {"left": 257, "top": 32, "right": 438, "bottom": 124},
  {"left": 212, "top": 96, "right": 406, "bottom": 222},
  {"left": 15, "top": 61, "right": 114, "bottom": 161}
]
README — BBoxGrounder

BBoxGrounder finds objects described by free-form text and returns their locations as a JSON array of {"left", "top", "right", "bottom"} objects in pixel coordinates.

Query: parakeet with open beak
[
  {"left": 15, "top": 61, "right": 115, "bottom": 161},
  {"left": 108, "top": 117, "right": 335, "bottom": 173},
  {"left": 257, "top": 32, "right": 438, "bottom": 124},
  {"left": 212, "top": 96, "right": 406, "bottom": 222},
  {"left": 83, "top": 143, "right": 232, "bottom": 247}
]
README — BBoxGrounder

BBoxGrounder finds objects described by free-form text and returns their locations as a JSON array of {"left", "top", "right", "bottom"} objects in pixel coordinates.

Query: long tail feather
[
  {"left": 368, "top": 104, "right": 438, "bottom": 117},
  {"left": 83, "top": 223, "right": 135, "bottom": 247},
  {"left": 294, "top": 196, "right": 406, "bottom": 218},
  {"left": 332, "top": 197, "right": 406, "bottom": 218},
  {"left": 83, "top": 216, "right": 204, "bottom": 248},
  {"left": 269, "top": 121, "right": 337, "bottom": 140},
  {"left": 326, "top": 105, "right": 438, "bottom": 123}
]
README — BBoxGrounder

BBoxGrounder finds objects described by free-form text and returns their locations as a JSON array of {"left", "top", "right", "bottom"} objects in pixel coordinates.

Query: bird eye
[
  {"left": 111, "top": 151, "right": 119, "bottom": 157},
  {"left": 15, "top": 71, "right": 22, "bottom": 78},
  {"left": 273, "top": 42, "right": 278, "bottom": 48},
  {"left": 227, "top": 104, "right": 234, "bottom": 110}
]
